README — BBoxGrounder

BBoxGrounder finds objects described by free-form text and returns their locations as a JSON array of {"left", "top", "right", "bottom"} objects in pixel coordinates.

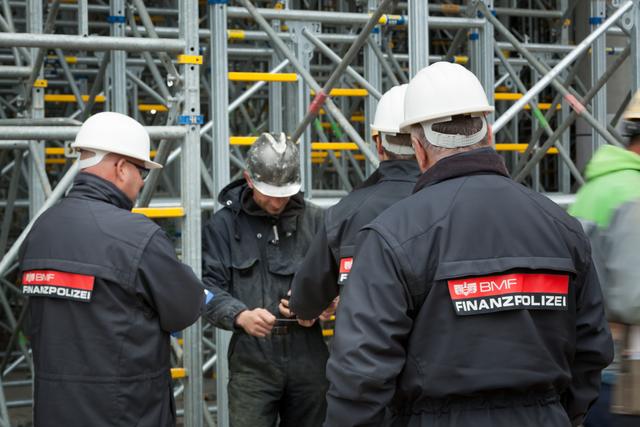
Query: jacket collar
[
  {"left": 67, "top": 172, "right": 134, "bottom": 211},
  {"left": 357, "top": 159, "right": 421, "bottom": 190},
  {"left": 413, "top": 147, "right": 510, "bottom": 193}
]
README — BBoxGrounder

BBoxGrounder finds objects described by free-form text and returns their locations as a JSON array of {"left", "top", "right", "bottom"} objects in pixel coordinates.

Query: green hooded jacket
[{"left": 569, "top": 145, "right": 640, "bottom": 228}]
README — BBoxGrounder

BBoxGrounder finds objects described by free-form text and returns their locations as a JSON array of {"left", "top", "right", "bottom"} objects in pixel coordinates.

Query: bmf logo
[{"left": 453, "top": 282, "right": 477, "bottom": 297}]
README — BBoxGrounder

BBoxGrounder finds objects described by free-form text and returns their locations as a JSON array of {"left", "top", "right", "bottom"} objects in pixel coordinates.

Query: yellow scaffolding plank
[
  {"left": 312, "top": 142, "right": 359, "bottom": 151},
  {"left": 312, "top": 88, "right": 369, "bottom": 97},
  {"left": 171, "top": 368, "right": 187, "bottom": 379},
  {"left": 228, "top": 71, "right": 298, "bottom": 82},
  {"left": 45, "top": 148, "right": 65, "bottom": 155},
  {"left": 495, "top": 92, "right": 523, "bottom": 101},
  {"left": 44, "top": 94, "right": 106, "bottom": 103},
  {"left": 230, "top": 136, "right": 258, "bottom": 145},
  {"left": 177, "top": 54, "right": 203, "bottom": 65},
  {"left": 495, "top": 143, "right": 558, "bottom": 154},
  {"left": 139, "top": 104, "right": 168, "bottom": 112},
  {"left": 45, "top": 159, "right": 66, "bottom": 165},
  {"left": 132, "top": 207, "right": 185, "bottom": 218}
]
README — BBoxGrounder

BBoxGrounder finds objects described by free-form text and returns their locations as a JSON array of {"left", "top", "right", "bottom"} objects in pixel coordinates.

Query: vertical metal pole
[
  {"left": 408, "top": 0, "right": 429, "bottom": 77},
  {"left": 78, "top": 0, "right": 88, "bottom": 37},
  {"left": 209, "top": 2, "right": 230, "bottom": 427},
  {"left": 290, "top": 21, "right": 314, "bottom": 197},
  {"left": 181, "top": 1, "right": 203, "bottom": 426},
  {"left": 365, "top": 0, "right": 381, "bottom": 177},
  {"left": 109, "top": 0, "right": 127, "bottom": 113},
  {"left": 27, "top": 0, "right": 44, "bottom": 219},
  {"left": 558, "top": 0, "right": 571, "bottom": 192},
  {"left": 476, "top": 0, "right": 495, "bottom": 120},
  {"left": 590, "top": 0, "right": 607, "bottom": 150},
  {"left": 631, "top": 0, "right": 640, "bottom": 93},
  {"left": 268, "top": 1, "right": 286, "bottom": 133}
]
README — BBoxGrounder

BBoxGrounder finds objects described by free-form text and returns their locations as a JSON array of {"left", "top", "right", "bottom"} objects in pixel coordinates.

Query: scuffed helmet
[{"left": 246, "top": 132, "right": 301, "bottom": 197}]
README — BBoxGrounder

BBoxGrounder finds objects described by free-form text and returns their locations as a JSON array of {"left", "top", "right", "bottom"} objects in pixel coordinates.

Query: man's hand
[
  {"left": 319, "top": 296, "right": 339, "bottom": 321},
  {"left": 279, "top": 293, "right": 316, "bottom": 327},
  {"left": 235, "top": 308, "right": 276, "bottom": 337}
]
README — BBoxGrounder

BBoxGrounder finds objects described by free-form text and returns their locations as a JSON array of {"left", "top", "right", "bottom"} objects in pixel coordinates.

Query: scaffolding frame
[{"left": 0, "top": 1, "right": 639, "bottom": 425}]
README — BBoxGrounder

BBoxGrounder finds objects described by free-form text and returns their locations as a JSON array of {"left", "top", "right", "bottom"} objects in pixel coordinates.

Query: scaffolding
[{"left": 0, "top": 0, "right": 639, "bottom": 426}]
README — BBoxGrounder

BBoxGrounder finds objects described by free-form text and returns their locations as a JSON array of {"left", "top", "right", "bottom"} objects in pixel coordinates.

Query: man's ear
[
  {"left": 487, "top": 123, "right": 493, "bottom": 146},
  {"left": 411, "top": 136, "right": 429, "bottom": 172},
  {"left": 374, "top": 135, "right": 384, "bottom": 158},
  {"left": 243, "top": 170, "right": 254, "bottom": 189},
  {"left": 114, "top": 157, "right": 128, "bottom": 183}
]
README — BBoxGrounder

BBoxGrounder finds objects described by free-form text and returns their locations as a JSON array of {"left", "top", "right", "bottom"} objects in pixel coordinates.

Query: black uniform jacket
[
  {"left": 201, "top": 180, "right": 324, "bottom": 361},
  {"left": 325, "top": 148, "right": 614, "bottom": 427},
  {"left": 290, "top": 160, "right": 420, "bottom": 320},
  {"left": 19, "top": 172, "right": 204, "bottom": 427}
]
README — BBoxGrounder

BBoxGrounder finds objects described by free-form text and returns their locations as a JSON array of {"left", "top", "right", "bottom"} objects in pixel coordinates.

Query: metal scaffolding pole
[
  {"left": 179, "top": 0, "right": 203, "bottom": 425},
  {"left": 364, "top": 0, "right": 381, "bottom": 177},
  {"left": 209, "top": 1, "right": 230, "bottom": 426},
  {"left": 408, "top": 0, "right": 429, "bottom": 77},
  {"left": 591, "top": 0, "right": 607, "bottom": 151}
]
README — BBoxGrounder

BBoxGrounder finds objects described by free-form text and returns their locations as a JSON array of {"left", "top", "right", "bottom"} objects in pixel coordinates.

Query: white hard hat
[
  {"left": 371, "top": 84, "right": 408, "bottom": 135},
  {"left": 371, "top": 84, "right": 414, "bottom": 156},
  {"left": 71, "top": 112, "right": 162, "bottom": 170},
  {"left": 400, "top": 62, "right": 494, "bottom": 148}
]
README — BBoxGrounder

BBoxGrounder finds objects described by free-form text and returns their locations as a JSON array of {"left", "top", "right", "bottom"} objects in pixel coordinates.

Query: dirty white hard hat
[
  {"left": 400, "top": 62, "right": 494, "bottom": 148},
  {"left": 370, "top": 84, "right": 414, "bottom": 155},
  {"left": 71, "top": 112, "right": 162, "bottom": 170},
  {"left": 246, "top": 132, "right": 301, "bottom": 198}
]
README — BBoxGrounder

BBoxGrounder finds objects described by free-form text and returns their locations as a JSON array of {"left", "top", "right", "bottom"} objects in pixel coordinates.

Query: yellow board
[
  {"left": 177, "top": 55, "right": 203, "bottom": 65},
  {"left": 171, "top": 368, "right": 187, "bottom": 379},
  {"left": 311, "top": 88, "right": 369, "bottom": 97},
  {"left": 228, "top": 72, "right": 298, "bottom": 82},
  {"left": 132, "top": 207, "right": 185, "bottom": 218},
  {"left": 139, "top": 104, "right": 169, "bottom": 112},
  {"left": 495, "top": 143, "right": 558, "bottom": 154},
  {"left": 44, "top": 94, "right": 106, "bottom": 103}
]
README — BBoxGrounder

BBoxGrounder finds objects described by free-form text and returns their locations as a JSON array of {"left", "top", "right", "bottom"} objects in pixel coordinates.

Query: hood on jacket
[
  {"left": 585, "top": 145, "right": 640, "bottom": 181},
  {"left": 216, "top": 178, "right": 306, "bottom": 240}
]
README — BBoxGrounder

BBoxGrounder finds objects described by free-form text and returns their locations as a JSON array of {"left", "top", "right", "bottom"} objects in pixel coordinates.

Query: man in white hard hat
[
  {"left": 19, "top": 112, "right": 205, "bottom": 427},
  {"left": 201, "top": 132, "right": 328, "bottom": 427},
  {"left": 287, "top": 84, "right": 419, "bottom": 321},
  {"left": 324, "top": 62, "right": 613, "bottom": 427}
]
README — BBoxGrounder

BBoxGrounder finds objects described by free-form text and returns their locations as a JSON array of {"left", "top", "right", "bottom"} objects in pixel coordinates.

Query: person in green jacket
[{"left": 570, "top": 91, "right": 640, "bottom": 427}]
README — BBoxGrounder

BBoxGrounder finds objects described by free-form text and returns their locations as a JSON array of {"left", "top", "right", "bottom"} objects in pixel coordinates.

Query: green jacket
[{"left": 569, "top": 145, "right": 640, "bottom": 227}]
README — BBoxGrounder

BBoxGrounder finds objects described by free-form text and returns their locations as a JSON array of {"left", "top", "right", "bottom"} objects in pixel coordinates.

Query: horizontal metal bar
[
  {"left": 226, "top": 6, "right": 484, "bottom": 28},
  {"left": 0, "top": 33, "right": 184, "bottom": 53},
  {"left": 0, "top": 65, "right": 30, "bottom": 77},
  {"left": 0, "top": 126, "right": 186, "bottom": 140}
]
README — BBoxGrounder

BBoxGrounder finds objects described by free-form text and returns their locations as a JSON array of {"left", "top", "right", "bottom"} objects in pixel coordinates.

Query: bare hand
[
  {"left": 235, "top": 308, "right": 276, "bottom": 337},
  {"left": 319, "top": 296, "right": 339, "bottom": 321}
]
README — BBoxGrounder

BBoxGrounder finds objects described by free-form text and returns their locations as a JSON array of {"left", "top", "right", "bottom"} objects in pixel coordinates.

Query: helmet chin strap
[{"left": 78, "top": 149, "right": 110, "bottom": 170}]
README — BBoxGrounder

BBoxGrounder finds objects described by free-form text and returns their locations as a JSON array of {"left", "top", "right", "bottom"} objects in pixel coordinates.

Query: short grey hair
[{"left": 410, "top": 114, "right": 490, "bottom": 158}]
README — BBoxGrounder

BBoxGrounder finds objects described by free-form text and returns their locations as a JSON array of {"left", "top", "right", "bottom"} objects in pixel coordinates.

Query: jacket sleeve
[
  {"left": 201, "top": 215, "right": 248, "bottom": 330},
  {"left": 325, "top": 227, "right": 412, "bottom": 427},
  {"left": 137, "top": 229, "right": 205, "bottom": 333},
  {"left": 563, "top": 251, "right": 614, "bottom": 426},
  {"left": 289, "top": 221, "right": 339, "bottom": 320},
  {"left": 602, "top": 200, "right": 640, "bottom": 324}
]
